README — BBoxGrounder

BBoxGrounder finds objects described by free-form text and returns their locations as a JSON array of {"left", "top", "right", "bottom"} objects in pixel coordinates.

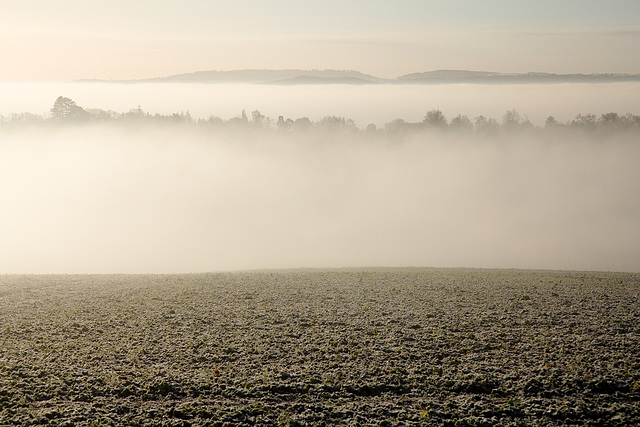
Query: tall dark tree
[{"left": 50, "top": 96, "right": 89, "bottom": 122}]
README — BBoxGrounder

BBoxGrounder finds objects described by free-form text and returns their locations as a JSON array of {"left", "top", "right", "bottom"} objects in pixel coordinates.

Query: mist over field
[{"left": 1, "top": 121, "right": 639, "bottom": 274}]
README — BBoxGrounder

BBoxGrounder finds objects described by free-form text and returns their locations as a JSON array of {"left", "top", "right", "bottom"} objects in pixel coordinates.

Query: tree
[
  {"left": 502, "top": 109, "right": 532, "bottom": 131},
  {"left": 450, "top": 114, "right": 473, "bottom": 130},
  {"left": 277, "top": 116, "right": 294, "bottom": 131},
  {"left": 85, "top": 108, "right": 119, "bottom": 122},
  {"left": 502, "top": 109, "right": 522, "bottom": 130},
  {"left": 251, "top": 110, "right": 265, "bottom": 128},
  {"left": 624, "top": 113, "right": 640, "bottom": 128},
  {"left": 599, "top": 112, "right": 620, "bottom": 128},
  {"left": 423, "top": 109, "right": 448, "bottom": 128},
  {"left": 317, "top": 116, "right": 356, "bottom": 131},
  {"left": 474, "top": 115, "right": 499, "bottom": 134},
  {"left": 571, "top": 113, "right": 597, "bottom": 130},
  {"left": 120, "top": 105, "right": 148, "bottom": 123},
  {"left": 384, "top": 118, "right": 407, "bottom": 134},
  {"left": 545, "top": 116, "right": 560, "bottom": 128},
  {"left": 50, "top": 96, "right": 89, "bottom": 122},
  {"left": 228, "top": 109, "right": 249, "bottom": 127},
  {"left": 292, "top": 117, "right": 312, "bottom": 131}
]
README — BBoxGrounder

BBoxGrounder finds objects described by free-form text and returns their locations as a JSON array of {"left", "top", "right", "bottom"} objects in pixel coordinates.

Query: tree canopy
[
  {"left": 50, "top": 96, "right": 89, "bottom": 122},
  {"left": 0, "top": 96, "right": 638, "bottom": 139}
]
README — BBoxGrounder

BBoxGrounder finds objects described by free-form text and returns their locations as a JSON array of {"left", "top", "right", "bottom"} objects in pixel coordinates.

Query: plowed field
[{"left": 1, "top": 269, "right": 638, "bottom": 425}]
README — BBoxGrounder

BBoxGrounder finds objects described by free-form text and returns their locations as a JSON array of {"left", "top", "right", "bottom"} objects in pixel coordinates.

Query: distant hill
[
  {"left": 75, "top": 69, "right": 640, "bottom": 85},
  {"left": 268, "top": 75, "right": 383, "bottom": 85},
  {"left": 140, "top": 69, "right": 387, "bottom": 84},
  {"left": 396, "top": 70, "right": 640, "bottom": 84},
  {"left": 397, "top": 70, "right": 499, "bottom": 81}
]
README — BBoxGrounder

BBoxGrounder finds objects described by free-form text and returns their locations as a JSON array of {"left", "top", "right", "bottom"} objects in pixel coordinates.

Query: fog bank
[{"left": 1, "top": 126, "right": 639, "bottom": 273}]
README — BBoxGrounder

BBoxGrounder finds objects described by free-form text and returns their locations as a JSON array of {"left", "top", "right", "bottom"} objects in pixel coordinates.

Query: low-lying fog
[{"left": 1, "top": 125, "right": 639, "bottom": 274}]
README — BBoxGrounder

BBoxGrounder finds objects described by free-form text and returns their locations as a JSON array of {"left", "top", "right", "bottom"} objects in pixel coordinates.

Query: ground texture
[{"left": 0, "top": 268, "right": 639, "bottom": 426}]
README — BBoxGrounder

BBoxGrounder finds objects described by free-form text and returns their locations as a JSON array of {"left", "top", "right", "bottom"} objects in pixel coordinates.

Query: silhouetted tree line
[{"left": 1, "top": 96, "right": 639, "bottom": 136}]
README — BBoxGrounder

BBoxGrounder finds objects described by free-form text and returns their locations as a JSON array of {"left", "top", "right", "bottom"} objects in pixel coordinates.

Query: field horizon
[{"left": 3, "top": 265, "right": 640, "bottom": 277}]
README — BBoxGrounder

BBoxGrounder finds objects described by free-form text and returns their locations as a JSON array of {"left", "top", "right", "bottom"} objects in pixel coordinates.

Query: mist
[{"left": 1, "top": 122, "right": 639, "bottom": 274}]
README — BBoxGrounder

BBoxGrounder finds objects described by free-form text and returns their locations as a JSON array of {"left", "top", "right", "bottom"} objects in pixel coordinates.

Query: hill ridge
[{"left": 74, "top": 69, "right": 640, "bottom": 85}]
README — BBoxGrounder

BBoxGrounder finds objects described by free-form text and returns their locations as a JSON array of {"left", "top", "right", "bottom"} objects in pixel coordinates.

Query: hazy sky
[{"left": 2, "top": 0, "right": 639, "bottom": 81}]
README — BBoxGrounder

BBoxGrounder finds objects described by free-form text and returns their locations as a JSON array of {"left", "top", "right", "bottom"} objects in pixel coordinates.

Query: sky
[{"left": 1, "top": 0, "right": 640, "bottom": 81}]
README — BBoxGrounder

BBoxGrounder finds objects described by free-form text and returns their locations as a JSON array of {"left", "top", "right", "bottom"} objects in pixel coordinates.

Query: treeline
[{"left": 2, "top": 95, "right": 640, "bottom": 136}]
